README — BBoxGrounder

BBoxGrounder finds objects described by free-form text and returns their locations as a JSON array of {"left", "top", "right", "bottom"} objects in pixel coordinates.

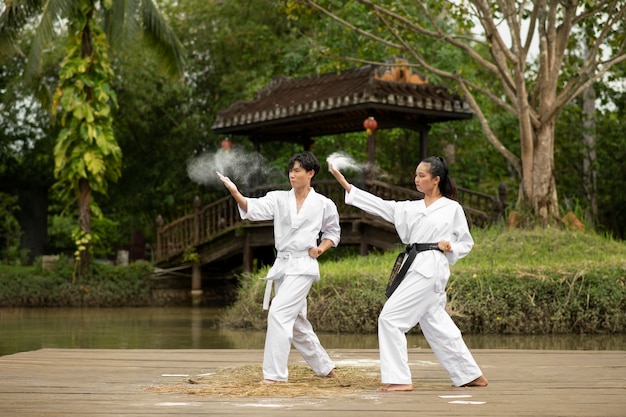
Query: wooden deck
[{"left": 1, "top": 349, "right": 624, "bottom": 416}]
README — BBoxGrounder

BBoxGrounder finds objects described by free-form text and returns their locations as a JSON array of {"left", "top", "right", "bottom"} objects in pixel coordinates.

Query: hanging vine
[{"left": 52, "top": 0, "right": 122, "bottom": 280}]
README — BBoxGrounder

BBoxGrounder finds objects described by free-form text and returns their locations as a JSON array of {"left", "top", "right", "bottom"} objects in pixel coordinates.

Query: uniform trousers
[
  {"left": 378, "top": 270, "right": 483, "bottom": 387},
  {"left": 263, "top": 274, "right": 335, "bottom": 381}
]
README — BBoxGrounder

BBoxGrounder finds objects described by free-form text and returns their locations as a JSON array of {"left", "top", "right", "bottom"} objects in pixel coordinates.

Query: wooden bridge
[{"left": 154, "top": 180, "right": 506, "bottom": 303}]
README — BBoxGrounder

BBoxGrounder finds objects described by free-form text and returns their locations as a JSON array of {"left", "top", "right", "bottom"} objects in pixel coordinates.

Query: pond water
[{"left": 1, "top": 307, "right": 625, "bottom": 357}]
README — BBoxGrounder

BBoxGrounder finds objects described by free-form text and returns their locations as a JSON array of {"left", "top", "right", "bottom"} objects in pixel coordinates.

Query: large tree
[
  {"left": 295, "top": 0, "right": 626, "bottom": 223},
  {"left": 0, "top": 0, "right": 185, "bottom": 276}
]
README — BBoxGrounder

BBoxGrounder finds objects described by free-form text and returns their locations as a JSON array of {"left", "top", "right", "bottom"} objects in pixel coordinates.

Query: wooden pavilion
[{"left": 211, "top": 59, "right": 473, "bottom": 162}]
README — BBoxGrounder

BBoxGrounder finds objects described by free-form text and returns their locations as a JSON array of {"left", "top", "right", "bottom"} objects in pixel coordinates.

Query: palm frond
[
  {"left": 103, "top": 0, "right": 141, "bottom": 47},
  {"left": 139, "top": 0, "right": 185, "bottom": 79},
  {"left": 0, "top": 0, "right": 43, "bottom": 58},
  {"left": 23, "top": 0, "right": 73, "bottom": 83}
]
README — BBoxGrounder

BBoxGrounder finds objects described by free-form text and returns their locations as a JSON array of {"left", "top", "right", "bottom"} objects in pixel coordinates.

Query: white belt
[
  {"left": 263, "top": 250, "right": 311, "bottom": 310},
  {"left": 275, "top": 250, "right": 310, "bottom": 259}
]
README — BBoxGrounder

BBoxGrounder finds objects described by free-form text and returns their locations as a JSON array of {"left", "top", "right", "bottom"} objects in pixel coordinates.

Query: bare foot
[
  {"left": 258, "top": 379, "right": 278, "bottom": 385},
  {"left": 461, "top": 375, "right": 489, "bottom": 387},
  {"left": 326, "top": 369, "right": 338, "bottom": 378},
  {"left": 378, "top": 383, "right": 414, "bottom": 392}
]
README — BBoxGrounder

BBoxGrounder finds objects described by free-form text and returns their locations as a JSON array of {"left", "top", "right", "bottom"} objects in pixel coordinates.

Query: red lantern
[
  {"left": 220, "top": 138, "right": 233, "bottom": 152},
  {"left": 363, "top": 117, "right": 378, "bottom": 135}
]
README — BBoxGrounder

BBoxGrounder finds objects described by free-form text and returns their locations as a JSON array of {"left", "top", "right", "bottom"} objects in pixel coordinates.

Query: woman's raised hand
[
  {"left": 326, "top": 160, "right": 352, "bottom": 192},
  {"left": 216, "top": 171, "right": 238, "bottom": 193}
]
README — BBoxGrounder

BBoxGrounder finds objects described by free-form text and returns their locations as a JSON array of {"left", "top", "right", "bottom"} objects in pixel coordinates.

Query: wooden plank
[{"left": 1, "top": 349, "right": 624, "bottom": 416}]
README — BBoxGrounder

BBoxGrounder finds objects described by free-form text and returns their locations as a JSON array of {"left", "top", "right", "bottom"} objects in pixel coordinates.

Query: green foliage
[
  {"left": 0, "top": 257, "right": 154, "bottom": 307},
  {"left": 48, "top": 214, "right": 124, "bottom": 260},
  {"left": 105, "top": 44, "right": 207, "bottom": 233},
  {"left": 222, "top": 228, "right": 626, "bottom": 334},
  {"left": 52, "top": 16, "right": 121, "bottom": 201},
  {"left": 448, "top": 271, "right": 626, "bottom": 334},
  {"left": 220, "top": 272, "right": 268, "bottom": 329},
  {"left": 307, "top": 272, "right": 386, "bottom": 333},
  {"left": 0, "top": 46, "right": 58, "bottom": 171},
  {"left": 1, "top": 0, "right": 185, "bottom": 269},
  {"left": 553, "top": 87, "right": 626, "bottom": 239},
  {"left": 47, "top": 215, "right": 76, "bottom": 253},
  {"left": 595, "top": 101, "right": 626, "bottom": 238},
  {"left": 0, "top": 192, "right": 29, "bottom": 265},
  {"left": 182, "top": 247, "right": 200, "bottom": 264},
  {"left": 90, "top": 217, "right": 123, "bottom": 259}
]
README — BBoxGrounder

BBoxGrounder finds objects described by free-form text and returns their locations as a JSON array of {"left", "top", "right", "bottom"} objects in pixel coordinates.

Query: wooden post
[
  {"left": 193, "top": 196, "right": 201, "bottom": 245},
  {"left": 191, "top": 263, "right": 202, "bottom": 307},
  {"left": 302, "top": 136, "right": 313, "bottom": 151},
  {"left": 360, "top": 240, "right": 369, "bottom": 256},
  {"left": 155, "top": 215, "right": 163, "bottom": 262},
  {"left": 419, "top": 125, "right": 429, "bottom": 161},
  {"left": 496, "top": 182, "right": 508, "bottom": 221},
  {"left": 367, "top": 130, "right": 376, "bottom": 179},
  {"left": 243, "top": 234, "right": 253, "bottom": 273}
]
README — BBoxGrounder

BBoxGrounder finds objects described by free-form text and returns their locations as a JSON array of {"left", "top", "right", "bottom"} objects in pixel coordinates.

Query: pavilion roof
[{"left": 211, "top": 62, "right": 472, "bottom": 143}]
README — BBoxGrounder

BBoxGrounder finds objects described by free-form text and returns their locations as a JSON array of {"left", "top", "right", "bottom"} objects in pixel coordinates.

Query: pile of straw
[{"left": 147, "top": 364, "right": 381, "bottom": 398}]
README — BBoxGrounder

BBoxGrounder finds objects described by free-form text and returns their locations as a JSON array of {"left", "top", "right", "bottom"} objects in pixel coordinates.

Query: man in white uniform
[
  {"left": 218, "top": 151, "right": 340, "bottom": 384},
  {"left": 329, "top": 155, "right": 488, "bottom": 392}
]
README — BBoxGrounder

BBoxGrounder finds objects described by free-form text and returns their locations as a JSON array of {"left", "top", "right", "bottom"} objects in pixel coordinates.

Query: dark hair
[
  {"left": 288, "top": 151, "right": 320, "bottom": 179},
  {"left": 421, "top": 156, "right": 458, "bottom": 200}
]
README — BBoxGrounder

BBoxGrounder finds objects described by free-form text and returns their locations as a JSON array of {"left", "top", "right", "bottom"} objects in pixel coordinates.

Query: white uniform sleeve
[
  {"left": 320, "top": 199, "right": 341, "bottom": 247},
  {"left": 238, "top": 193, "right": 276, "bottom": 221},
  {"left": 345, "top": 185, "right": 396, "bottom": 224},
  {"left": 446, "top": 205, "right": 474, "bottom": 265}
]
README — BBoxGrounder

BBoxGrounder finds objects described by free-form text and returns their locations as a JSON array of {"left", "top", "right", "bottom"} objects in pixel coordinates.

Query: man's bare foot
[
  {"left": 258, "top": 379, "right": 278, "bottom": 385},
  {"left": 378, "top": 383, "right": 414, "bottom": 392},
  {"left": 326, "top": 369, "right": 338, "bottom": 378},
  {"left": 461, "top": 375, "right": 489, "bottom": 387}
]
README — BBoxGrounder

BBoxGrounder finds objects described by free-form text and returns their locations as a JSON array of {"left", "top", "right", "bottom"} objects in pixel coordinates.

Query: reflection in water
[{"left": 1, "top": 307, "right": 625, "bottom": 356}]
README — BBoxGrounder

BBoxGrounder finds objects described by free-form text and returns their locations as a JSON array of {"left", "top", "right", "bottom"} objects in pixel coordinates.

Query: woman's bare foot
[
  {"left": 461, "top": 375, "right": 489, "bottom": 387},
  {"left": 378, "top": 383, "right": 414, "bottom": 392},
  {"left": 326, "top": 369, "right": 338, "bottom": 378},
  {"left": 258, "top": 379, "right": 278, "bottom": 385}
]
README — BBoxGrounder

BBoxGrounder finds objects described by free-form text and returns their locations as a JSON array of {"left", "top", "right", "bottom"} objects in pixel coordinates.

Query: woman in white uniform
[
  {"left": 218, "top": 152, "right": 340, "bottom": 384},
  {"left": 328, "top": 156, "right": 488, "bottom": 392}
]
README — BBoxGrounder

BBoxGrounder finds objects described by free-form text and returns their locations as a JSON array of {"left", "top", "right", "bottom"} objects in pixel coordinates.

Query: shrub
[
  {"left": 221, "top": 228, "right": 626, "bottom": 335},
  {"left": 447, "top": 270, "right": 626, "bottom": 334},
  {"left": 0, "top": 192, "right": 29, "bottom": 265},
  {"left": 0, "top": 257, "right": 154, "bottom": 307}
]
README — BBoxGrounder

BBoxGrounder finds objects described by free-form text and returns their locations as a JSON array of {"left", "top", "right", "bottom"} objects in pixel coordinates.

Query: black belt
[
  {"left": 385, "top": 243, "right": 443, "bottom": 298},
  {"left": 408, "top": 243, "right": 442, "bottom": 253}
]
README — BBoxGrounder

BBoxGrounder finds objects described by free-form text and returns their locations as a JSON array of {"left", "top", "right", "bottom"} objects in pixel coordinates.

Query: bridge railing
[
  {"left": 155, "top": 180, "right": 506, "bottom": 263},
  {"left": 156, "top": 195, "right": 241, "bottom": 263}
]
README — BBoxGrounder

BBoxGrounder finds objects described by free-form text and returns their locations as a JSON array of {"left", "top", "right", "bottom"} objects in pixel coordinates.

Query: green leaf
[{"left": 84, "top": 151, "right": 106, "bottom": 176}]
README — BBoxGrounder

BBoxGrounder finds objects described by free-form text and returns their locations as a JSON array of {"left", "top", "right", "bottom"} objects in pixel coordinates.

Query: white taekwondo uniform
[
  {"left": 239, "top": 188, "right": 341, "bottom": 382},
  {"left": 345, "top": 185, "right": 483, "bottom": 387}
]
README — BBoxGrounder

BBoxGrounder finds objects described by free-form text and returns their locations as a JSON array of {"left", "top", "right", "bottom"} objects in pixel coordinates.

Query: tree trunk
[
  {"left": 76, "top": 178, "right": 92, "bottom": 277},
  {"left": 530, "top": 121, "right": 559, "bottom": 222},
  {"left": 582, "top": 45, "right": 597, "bottom": 224},
  {"left": 74, "top": 1, "right": 95, "bottom": 279}
]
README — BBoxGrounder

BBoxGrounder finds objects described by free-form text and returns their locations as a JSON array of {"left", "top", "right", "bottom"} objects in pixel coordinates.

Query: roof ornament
[{"left": 375, "top": 57, "right": 428, "bottom": 85}]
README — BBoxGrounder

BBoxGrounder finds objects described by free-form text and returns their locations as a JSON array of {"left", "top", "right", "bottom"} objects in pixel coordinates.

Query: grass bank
[
  {"left": 222, "top": 227, "right": 626, "bottom": 335},
  {"left": 0, "top": 259, "right": 154, "bottom": 307}
]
